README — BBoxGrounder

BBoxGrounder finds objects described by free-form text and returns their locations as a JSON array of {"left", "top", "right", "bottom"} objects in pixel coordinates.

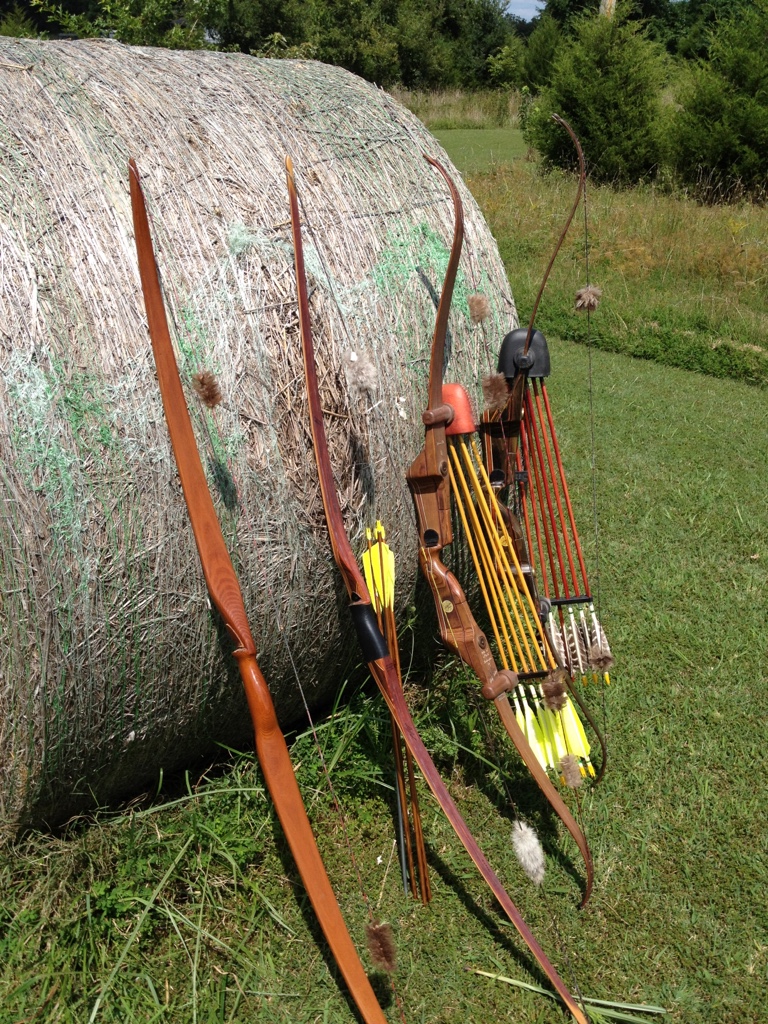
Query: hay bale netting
[{"left": 0, "top": 37, "right": 517, "bottom": 837}]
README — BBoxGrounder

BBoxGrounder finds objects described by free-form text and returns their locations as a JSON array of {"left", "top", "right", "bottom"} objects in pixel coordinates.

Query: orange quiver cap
[{"left": 443, "top": 383, "right": 476, "bottom": 436}]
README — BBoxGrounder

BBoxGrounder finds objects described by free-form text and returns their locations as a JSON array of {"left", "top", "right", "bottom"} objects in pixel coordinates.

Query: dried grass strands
[{"left": 0, "top": 38, "right": 517, "bottom": 837}]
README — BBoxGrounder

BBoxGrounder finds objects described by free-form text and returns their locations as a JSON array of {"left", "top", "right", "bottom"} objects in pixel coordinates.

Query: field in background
[
  {"left": 433, "top": 128, "right": 528, "bottom": 174},
  {"left": 414, "top": 90, "right": 768, "bottom": 389},
  {"left": 2, "top": 104, "right": 767, "bottom": 1024},
  {"left": 390, "top": 86, "right": 520, "bottom": 130}
]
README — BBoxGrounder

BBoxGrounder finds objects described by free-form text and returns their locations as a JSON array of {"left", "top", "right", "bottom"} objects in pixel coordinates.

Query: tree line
[
  {"left": 508, "top": 0, "right": 768, "bottom": 201},
  {"left": 4, "top": 0, "right": 512, "bottom": 88},
  {"left": 4, "top": 0, "right": 766, "bottom": 200}
]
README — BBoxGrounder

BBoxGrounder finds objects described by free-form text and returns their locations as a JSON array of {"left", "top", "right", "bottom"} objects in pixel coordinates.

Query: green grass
[
  {"left": 3, "top": 128, "right": 768, "bottom": 1024},
  {"left": 3, "top": 341, "right": 767, "bottom": 1022},
  {"left": 436, "top": 146, "right": 768, "bottom": 390},
  {"left": 433, "top": 128, "right": 527, "bottom": 174}
]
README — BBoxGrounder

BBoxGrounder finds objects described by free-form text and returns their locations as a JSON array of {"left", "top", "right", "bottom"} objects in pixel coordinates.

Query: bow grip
[{"left": 349, "top": 601, "right": 390, "bottom": 663}]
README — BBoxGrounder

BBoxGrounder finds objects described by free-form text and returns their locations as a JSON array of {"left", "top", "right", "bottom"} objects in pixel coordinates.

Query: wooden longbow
[
  {"left": 128, "top": 159, "right": 388, "bottom": 1024},
  {"left": 286, "top": 154, "right": 589, "bottom": 1024}
]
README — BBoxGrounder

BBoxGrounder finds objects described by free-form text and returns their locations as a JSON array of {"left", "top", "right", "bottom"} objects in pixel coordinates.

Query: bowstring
[{"left": 581, "top": 158, "right": 609, "bottom": 741}]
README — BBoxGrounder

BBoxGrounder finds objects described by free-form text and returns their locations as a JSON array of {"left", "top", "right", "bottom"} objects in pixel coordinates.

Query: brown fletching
[
  {"left": 589, "top": 641, "right": 614, "bottom": 671},
  {"left": 541, "top": 670, "right": 568, "bottom": 712},
  {"left": 365, "top": 922, "right": 396, "bottom": 973},
  {"left": 561, "top": 753, "right": 584, "bottom": 789},
  {"left": 482, "top": 371, "right": 509, "bottom": 412},
  {"left": 192, "top": 370, "right": 222, "bottom": 408}
]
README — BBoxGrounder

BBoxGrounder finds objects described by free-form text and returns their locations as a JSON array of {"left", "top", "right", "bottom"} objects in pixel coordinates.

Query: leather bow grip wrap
[
  {"left": 287, "top": 154, "right": 589, "bottom": 1024},
  {"left": 128, "top": 160, "right": 388, "bottom": 1024}
]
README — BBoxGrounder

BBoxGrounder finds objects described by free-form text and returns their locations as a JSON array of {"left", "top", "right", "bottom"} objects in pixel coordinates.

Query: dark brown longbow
[
  {"left": 286, "top": 154, "right": 589, "bottom": 1024},
  {"left": 128, "top": 160, "right": 388, "bottom": 1024}
]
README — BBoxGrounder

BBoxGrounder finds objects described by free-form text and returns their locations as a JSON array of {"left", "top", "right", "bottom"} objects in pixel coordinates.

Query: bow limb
[
  {"left": 407, "top": 159, "right": 593, "bottom": 908},
  {"left": 129, "top": 161, "right": 388, "bottom": 1024},
  {"left": 489, "top": 114, "right": 586, "bottom": 469},
  {"left": 523, "top": 114, "right": 585, "bottom": 356},
  {"left": 287, "top": 156, "right": 588, "bottom": 1024}
]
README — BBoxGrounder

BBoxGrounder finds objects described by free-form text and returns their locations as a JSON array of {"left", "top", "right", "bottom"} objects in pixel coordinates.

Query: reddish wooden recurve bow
[
  {"left": 405, "top": 156, "right": 594, "bottom": 908},
  {"left": 128, "top": 160, "right": 388, "bottom": 1024},
  {"left": 286, "top": 154, "right": 589, "bottom": 1024}
]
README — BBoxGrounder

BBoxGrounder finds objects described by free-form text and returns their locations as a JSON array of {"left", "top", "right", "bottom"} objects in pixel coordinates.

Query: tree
[
  {"left": 521, "top": 12, "right": 561, "bottom": 91},
  {"left": 0, "top": 3, "right": 42, "bottom": 35},
  {"left": 523, "top": 9, "right": 668, "bottom": 185},
  {"left": 665, "top": 1, "right": 768, "bottom": 199}
]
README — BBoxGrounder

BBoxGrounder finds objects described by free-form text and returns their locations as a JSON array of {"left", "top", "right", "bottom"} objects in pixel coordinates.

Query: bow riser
[
  {"left": 407, "top": 428, "right": 454, "bottom": 553},
  {"left": 418, "top": 547, "right": 500, "bottom": 684}
]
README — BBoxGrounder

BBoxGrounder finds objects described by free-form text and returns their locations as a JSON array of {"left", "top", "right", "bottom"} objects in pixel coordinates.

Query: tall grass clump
[
  {"left": 466, "top": 159, "right": 768, "bottom": 386},
  {"left": 390, "top": 86, "right": 521, "bottom": 129}
]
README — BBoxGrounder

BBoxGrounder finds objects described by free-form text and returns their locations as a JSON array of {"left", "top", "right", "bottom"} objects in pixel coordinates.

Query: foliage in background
[
  {"left": 519, "top": 13, "right": 561, "bottom": 92},
  {"left": 25, "top": 0, "right": 514, "bottom": 88},
  {"left": 531, "top": 0, "right": 752, "bottom": 56},
  {"left": 0, "top": 2, "right": 40, "bottom": 35},
  {"left": 14, "top": 0, "right": 768, "bottom": 201},
  {"left": 463, "top": 155, "right": 768, "bottom": 387},
  {"left": 29, "top": 0, "right": 228, "bottom": 48},
  {"left": 664, "top": 0, "right": 768, "bottom": 202},
  {"left": 521, "top": 10, "right": 669, "bottom": 186}
]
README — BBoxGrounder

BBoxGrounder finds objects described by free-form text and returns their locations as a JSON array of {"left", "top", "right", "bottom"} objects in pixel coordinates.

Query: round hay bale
[{"left": 0, "top": 37, "right": 517, "bottom": 837}]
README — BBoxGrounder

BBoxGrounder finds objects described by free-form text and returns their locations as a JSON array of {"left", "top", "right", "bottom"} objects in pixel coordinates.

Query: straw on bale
[{"left": 0, "top": 37, "right": 517, "bottom": 838}]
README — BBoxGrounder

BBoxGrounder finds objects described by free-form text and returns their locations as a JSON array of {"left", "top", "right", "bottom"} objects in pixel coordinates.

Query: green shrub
[
  {"left": 0, "top": 3, "right": 42, "bottom": 37},
  {"left": 522, "top": 11, "right": 668, "bottom": 186},
  {"left": 665, "top": 2, "right": 768, "bottom": 201},
  {"left": 486, "top": 37, "right": 526, "bottom": 89}
]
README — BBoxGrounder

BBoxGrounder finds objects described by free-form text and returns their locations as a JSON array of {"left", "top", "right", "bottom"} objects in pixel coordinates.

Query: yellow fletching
[
  {"left": 560, "top": 698, "right": 590, "bottom": 759},
  {"left": 560, "top": 699, "right": 596, "bottom": 778},
  {"left": 515, "top": 695, "right": 548, "bottom": 771},
  {"left": 523, "top": 700, "right": 549, "bottom": 771},
  {"left": 362, "top": 521, "right": 395, "bottom": 609}
]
